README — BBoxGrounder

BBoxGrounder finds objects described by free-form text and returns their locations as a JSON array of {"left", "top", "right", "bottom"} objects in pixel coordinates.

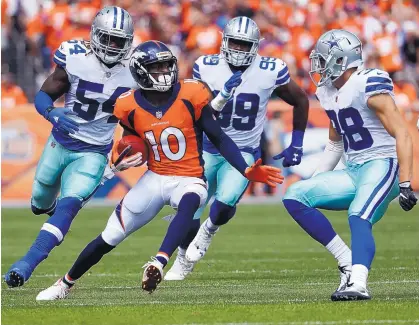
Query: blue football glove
[
  {"left": 273, "top": 146, "right": 303, "bottom": 167},
  {"left": 46, "top": 107, "right": 80, "bottom": 134},
  {"left": 273, "top": 130, "right": 304, "bottom": 167},
  {"left": 221, "top": 71, "right": 242, "bottom": 99}
]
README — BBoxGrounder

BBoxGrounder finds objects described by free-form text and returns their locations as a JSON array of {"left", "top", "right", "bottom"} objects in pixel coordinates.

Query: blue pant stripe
[
  {"left": 366, "top": 162, "right": 399, "bottom": 221},
  {"left": 358, "top": 158, "right": 393, "bottom": 218}
]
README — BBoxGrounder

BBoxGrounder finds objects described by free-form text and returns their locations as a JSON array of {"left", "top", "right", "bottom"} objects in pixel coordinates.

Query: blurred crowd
[{"left": 2, "top": 0, "right": 419, "bottom": 112}]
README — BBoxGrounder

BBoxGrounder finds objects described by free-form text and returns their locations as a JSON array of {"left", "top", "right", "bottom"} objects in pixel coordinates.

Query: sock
[
  {"left": 325, "top": 235, "right": 352, "bottom": 267},
  {"left": 283, "top": 199, "right": 337, "bottom": 246},
  {"left": 156, "top": 252, "right": 169, "bottom": 267},
  {"left": 179, "top": 218, "right": 200, "bottom": 250},
  {"left": 17, "top": 197, "right": 83, "bottom": 280},
  {"left": 157, "top": 193, "right": 201, "bottom": 264},
  {"left": 67, "top": 235, "right": 115, "bottom": 280},
  {"left": 351, "top": 264, "right": 369, "bottom": 288},
  {"left": 209, "top": 200, "right": 236, "bottom": 227},
  {"left": 18, "top": 230, "right": 60, "bottom": 280},
  {"left": 349, "top": 215, "right": 375, "bottom": 269},
  {"left": 204, "top": 218, "right": 219, "bottom": 234},
  {"left": 62, "top": 274, "right": 75, "bottom": 288}
]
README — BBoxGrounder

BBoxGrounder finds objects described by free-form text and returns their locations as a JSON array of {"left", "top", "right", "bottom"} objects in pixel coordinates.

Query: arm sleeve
[
  {"left": 312, "top": 139, "right": 344, "bottom": 177},
  {"left": 364, "top": 70, "right": 395, "bottom": 103},
  {"left": 198, "top": 104, "right": 248, "bottom": 175}
]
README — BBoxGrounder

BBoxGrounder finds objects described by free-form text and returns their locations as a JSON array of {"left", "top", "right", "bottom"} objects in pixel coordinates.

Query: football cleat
[
  {"left": 4, "top": 261, "right": 31, "bottom": 288},
  {"left": 164, "top": 251, "right": 195, "bottom": 281},
  {"left": 185, "top": 222, "right": 216, "bottom": 263},
  {"left": 333, "top": 265, "right": 351, "bottom": 294},
  {"left": 142, "top": 257, "right": 164, "bottom": 293},
  {"left": 36, "top": 279, "right": 71, "bottom": 301},
  {"left": 331, "top": 282, "right": 371, "bottom": 301}
]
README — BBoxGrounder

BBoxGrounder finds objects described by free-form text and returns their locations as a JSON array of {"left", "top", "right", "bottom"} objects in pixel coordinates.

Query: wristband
[
  {"left": 291, "top": 130, "right": 305, "bottom": 148},
  {"left": 44, "top": 106, "right": 55, "bottom": 120}
]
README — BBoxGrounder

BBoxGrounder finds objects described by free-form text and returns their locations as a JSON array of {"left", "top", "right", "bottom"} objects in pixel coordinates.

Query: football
[{"left": 117, "top": 135, "right": 149, "bottom": 163}]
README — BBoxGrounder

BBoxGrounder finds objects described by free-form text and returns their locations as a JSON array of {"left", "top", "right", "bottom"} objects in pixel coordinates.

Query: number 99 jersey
[
  {"left": 193, "top": 54, "right": 290, "bottom": 152},
  {"left": 53, "top": 40, "right": 138, "bottom": 152},
  {"left": 113, "top": 80, "right": 212, "bottom": 178},
  {"left": 316, "top": 68, "right": 397, "bottom": 164}
]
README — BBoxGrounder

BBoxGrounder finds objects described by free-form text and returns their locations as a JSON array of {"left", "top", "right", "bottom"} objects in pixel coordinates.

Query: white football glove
[{"left": 101, "top": 146, "right": 143, "bottom": 184}]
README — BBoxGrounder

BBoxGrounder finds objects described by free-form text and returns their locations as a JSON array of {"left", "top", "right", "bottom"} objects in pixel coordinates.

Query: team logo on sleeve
[{"left": 156, "top": 111, "right": 163, "bottom": 119}]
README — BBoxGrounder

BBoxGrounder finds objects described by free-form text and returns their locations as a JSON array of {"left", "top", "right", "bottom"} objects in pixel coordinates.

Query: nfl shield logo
[{"left": 156, "top": 111, "right": 162, "bottom": 119}]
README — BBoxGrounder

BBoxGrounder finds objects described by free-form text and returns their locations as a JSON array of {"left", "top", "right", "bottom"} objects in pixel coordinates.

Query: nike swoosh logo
[{"left": 376, "top": 72, "right": 383, "bottom": 75}]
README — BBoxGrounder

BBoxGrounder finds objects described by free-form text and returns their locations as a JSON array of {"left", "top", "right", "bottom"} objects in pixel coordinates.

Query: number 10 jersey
[
  {"left": 53, "top": 40, "right": 138, "bottom": 153},
  {"left": 193, "top": 54, "right": 290, "bottom": 152},
  {"left": 316, "top": 68, "right": 397, "bottom": 164}
]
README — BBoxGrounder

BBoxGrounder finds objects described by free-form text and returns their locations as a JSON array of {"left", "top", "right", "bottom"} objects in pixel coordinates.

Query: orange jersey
[{"left": 114, "top": 80, "right": 212, "bottom": 178}]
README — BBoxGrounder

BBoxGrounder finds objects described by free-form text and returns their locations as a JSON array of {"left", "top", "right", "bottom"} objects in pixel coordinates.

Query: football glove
[
  {"left": 221, "top": 71, "right": 242, "bottom": 99},
  {"left": 102, "top": 146, "right": 143, "bottom": 184},
  {"left": 46, "top": 107, "right": 80, "bottom": 134},
  {"left": 273, "top": 146, "right": 303, "bottom": 167},
  {"left": 399, "top": 181, "right": 417, "bottom": 211},
  {"left": 244, "top": 158, "right": 284, "bottom": 187}
]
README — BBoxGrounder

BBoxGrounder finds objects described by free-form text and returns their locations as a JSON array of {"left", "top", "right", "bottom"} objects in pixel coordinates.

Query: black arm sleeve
[{"left": 198, "top": 104, "right": 249, "bottom": 175}]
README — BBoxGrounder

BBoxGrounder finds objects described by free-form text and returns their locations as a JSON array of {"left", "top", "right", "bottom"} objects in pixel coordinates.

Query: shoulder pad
[
  {"left": 53, "top": 40, "right": 88, "bottom": 68},
  {"left": 358, "top": 68, "right": 394, "bottom": 98},
  {"left": 193, "top": 56, "right": 206, "bottom": 80},
  {"left": 193, "top": 55, "right": 222, "bottom": 80},
  {"left": 258, "top": 56, "right": 290, "bottom": 87}
]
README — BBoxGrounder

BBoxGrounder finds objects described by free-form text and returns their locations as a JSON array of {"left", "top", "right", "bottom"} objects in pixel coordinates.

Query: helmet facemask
[
  {"left": 309, "top": 49, "right": 347, "bottom": 87},
  {"left": 90, "top": 27, "right": 133, "bottom": 64},
  {"left": 131, "top": 57, "right": 178, "bottom": 92},
  {"left": 221, "top": 36, "right": 259, "bottom": 66}
]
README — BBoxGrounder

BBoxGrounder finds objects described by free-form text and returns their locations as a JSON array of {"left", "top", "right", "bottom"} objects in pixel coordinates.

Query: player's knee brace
[
  {"left": 46, "top": 197, "right": 82, "bottom": 239},
  {"left": 209, "top": 200, "right": 236, "bottom": 226}
]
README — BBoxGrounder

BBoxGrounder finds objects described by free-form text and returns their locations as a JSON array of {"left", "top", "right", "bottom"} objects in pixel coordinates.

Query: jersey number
[
  {"left": 145, "top": 127, "right": 186, "bottom": 161},
  {"left": 259, "top": 57, "right": 276, "bottom": 71},
  {"left": 73, "top": 79, "right": 130, "bottom": 123},
  {"left": 326, "top": 107, "right": 374, "bottom": 152},
  {"left": 67, "top": 40, "right": 87, "bottom": 55},
  {"left": 214, "top": 91, "right": 260, "bottom": 131}
]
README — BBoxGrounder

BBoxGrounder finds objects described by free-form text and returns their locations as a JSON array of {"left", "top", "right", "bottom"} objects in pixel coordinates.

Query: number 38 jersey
[
  {"left": 316, "top": 68, "right": 397, "bottom": 164},
  {"left": 113, "top": 80, "right": 212, "bottom": 178},
  {"left": 193, "top": 54, "right": 290, "bottom": 152},
  {"left": 53, "top": 40, "right": 137, "bottom": 154}
]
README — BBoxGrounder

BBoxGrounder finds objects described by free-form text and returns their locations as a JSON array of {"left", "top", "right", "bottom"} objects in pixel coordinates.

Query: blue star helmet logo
[{"left": 321, "top": 33, "right": 344, "bottom": 52}]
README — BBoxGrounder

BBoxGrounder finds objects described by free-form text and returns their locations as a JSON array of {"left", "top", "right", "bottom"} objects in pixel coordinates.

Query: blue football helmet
[{"left": 129, "top": 41, "right": 178, "bottom": 92}]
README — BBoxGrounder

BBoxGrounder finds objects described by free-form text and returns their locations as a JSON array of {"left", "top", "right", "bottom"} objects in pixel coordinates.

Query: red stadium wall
[{"left": 2, "top": 102, "right": 418, "bottom": 203}]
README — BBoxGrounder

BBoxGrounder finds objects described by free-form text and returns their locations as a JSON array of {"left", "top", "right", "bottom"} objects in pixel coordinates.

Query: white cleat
[
  {"left": 335, "top": 265, "right": 352, "bottom": 292},
  {"left": 331, "top": 282, "right": 371, "bottom": 301},
  {"left": 186, "top": 222, "right": 216, "bottom": 263},
  {"left": 142, "top": 257, "right": 164, "bottom": 293},
  {"left": 36, "top": 279, "right": 71, "bottom": 301},
  {"left": 165, "top": 252, "right": 195, "bottom": 281}
]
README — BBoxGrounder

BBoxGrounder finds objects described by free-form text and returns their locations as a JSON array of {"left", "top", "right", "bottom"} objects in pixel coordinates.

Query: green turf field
[{"left": 2, "top": 204, "right": 419, "bottom": 325}]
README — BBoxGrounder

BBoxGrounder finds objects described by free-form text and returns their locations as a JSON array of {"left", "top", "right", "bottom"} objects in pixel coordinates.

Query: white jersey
[
  {"left": 194, "top": 54, "right": 290, "bottom": 151},
  {"left": 53, "top": 40, "right": 137, "bottom": 150},
  {"left": 316, "top": 68, "right": 397, "bottom": 164}
]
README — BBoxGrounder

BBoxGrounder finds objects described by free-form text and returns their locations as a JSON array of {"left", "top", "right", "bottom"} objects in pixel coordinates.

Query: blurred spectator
[
  {"left": 1, "top": 72, "right": 28, "bottom": 110},
  {"left": 1, "top": 0, "right": 418, "bottom": 103}
]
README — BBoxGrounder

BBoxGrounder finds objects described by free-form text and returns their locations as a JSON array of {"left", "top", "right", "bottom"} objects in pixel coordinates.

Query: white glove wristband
[
  {"left": 211, "top": 89, "right": 231, "bottom": 112},
  {"left": 312, "top": 139, "right": 344, "bottom": 177}
]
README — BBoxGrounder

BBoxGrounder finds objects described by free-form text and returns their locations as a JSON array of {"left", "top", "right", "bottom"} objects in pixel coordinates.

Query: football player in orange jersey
[{"left": 36, "top": 41, "right": 284, "bottom": 299}]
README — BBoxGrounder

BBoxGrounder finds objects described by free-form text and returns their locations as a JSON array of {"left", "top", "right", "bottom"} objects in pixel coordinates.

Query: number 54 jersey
[
  {"left": 316, "top": 68, "right": 397, "bottom": 164},
  {"left": 113, "top": 80, "right": 212, "bottom": 178},
  {"left": 53, "top": 40, "right": 138, "bottom": 154},
  {"left": 193, "top": 54, "right": 290, "bottom": 152}
]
